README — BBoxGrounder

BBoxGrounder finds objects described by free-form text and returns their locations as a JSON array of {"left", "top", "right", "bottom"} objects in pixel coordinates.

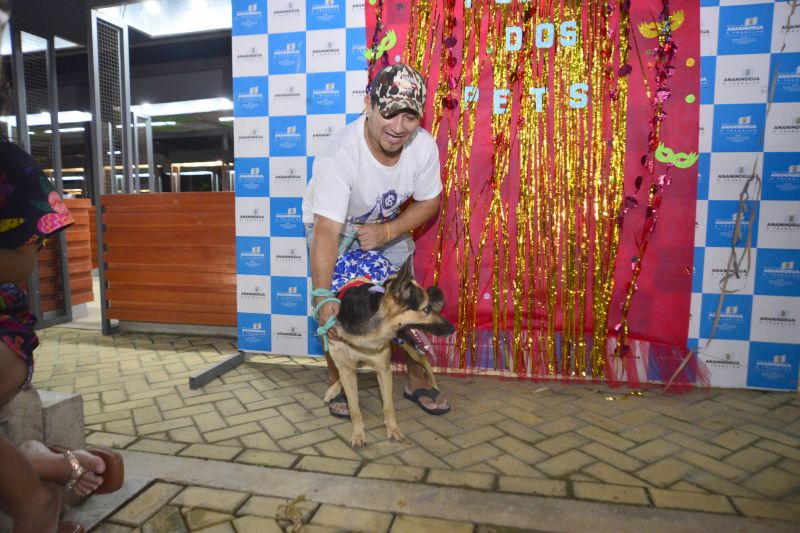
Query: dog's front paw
[
  {"left": 386, "top": 426, "right": 405, "bottom": 442},
  {"left": 349, "top": 430, "right": 367, "bottom": 448}
]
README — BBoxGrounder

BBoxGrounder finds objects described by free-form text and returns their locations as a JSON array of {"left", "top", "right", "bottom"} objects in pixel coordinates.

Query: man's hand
[
  {"left": 316, "top": 300, "right": 342, "bottom": 341},
  {"left": 357, "top": 222, "right": 392, "bottom": 251}
]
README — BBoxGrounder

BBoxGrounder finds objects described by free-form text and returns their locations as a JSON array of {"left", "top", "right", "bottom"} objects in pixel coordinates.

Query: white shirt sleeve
[
  {"left": 412, "top": 135, "right": 443, "bottom": 201},
  {"left": 310, "top": 156, "right": 352, "bottom": 224}
]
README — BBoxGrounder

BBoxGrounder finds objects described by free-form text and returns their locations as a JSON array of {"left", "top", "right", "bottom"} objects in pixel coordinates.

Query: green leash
[{"left": 312, "top": 230, "right": 358, "bottom": 351}]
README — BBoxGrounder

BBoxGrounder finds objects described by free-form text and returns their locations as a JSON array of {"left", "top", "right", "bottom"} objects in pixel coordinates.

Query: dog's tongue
[{"left": 405, "top": 328, "right": 436, "bottom": 360}]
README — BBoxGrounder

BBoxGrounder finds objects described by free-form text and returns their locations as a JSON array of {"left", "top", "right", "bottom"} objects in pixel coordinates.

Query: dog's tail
[{"left": 323, "top": 380, "right": 343, "bottom": 404}]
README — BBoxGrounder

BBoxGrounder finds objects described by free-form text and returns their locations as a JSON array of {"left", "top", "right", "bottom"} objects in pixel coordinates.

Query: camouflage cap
[{"left": 369, "top": 64, "right": 426, "bottom": 118}]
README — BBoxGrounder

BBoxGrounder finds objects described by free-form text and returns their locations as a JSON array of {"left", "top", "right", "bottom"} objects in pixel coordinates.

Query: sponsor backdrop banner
[
  {"left": 232, "top": 0, "right": 365, "bottom": 357},
  {"left": 232, "top": 0, "right": 799, "bottom": 390},
  {"left": 691, "top": 0, "right": 799, "bottom": 390}
]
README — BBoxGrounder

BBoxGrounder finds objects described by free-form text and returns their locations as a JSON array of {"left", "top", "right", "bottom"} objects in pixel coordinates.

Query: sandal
[
  {"left": 50, "top": 445, "right": 124, "bottom": 494},
  {"left": 327, "top": 391, "right": 351, "bottom": 420},
  {"left": 403, "top": 388, "right": 451, "bottom": 415}
]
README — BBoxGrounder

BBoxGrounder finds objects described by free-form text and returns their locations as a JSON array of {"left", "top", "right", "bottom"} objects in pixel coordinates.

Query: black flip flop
[
  {"left": 327, "top": 391, "right": 351, "bottom": 420},
  {"left": 403, "top": 388, "right": 451, "bottom": 415}
]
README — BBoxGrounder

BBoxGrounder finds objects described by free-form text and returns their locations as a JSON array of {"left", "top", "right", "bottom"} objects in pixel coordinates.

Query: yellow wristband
[{"left": 385, "top": 222, "right": 392, "bottom": 242}]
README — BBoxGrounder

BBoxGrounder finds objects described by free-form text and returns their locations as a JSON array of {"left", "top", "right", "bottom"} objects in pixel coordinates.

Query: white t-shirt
[{"left": 302, "top": 115, "right": 442, "bottom": 225}]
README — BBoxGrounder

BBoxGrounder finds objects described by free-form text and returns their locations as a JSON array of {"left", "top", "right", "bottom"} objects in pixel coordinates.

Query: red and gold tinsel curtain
[{"left": 369, "top": 0, "right": 707, "bottom": 389}]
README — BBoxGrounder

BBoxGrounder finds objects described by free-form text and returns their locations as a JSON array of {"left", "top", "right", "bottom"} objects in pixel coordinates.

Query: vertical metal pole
[
  {"left": 10, "top": 26, "right": 29, "bottom": 151},
  {"left": 88, "top": 12, "right": 116, "bottom": 335},
  {"left": 119, "top": 23, "right": 133, "bottom": 194},
  {"left": 145, "top": 116, "right": 156, "bottom": 192},
  {"left": 47, "top": 34, "right": 72, "bottom": 325},
  {"left": 107, "top": 121, "right": 115, "bottom": 192},
  {"left": 131, "top": 111, "right": 141, "bottom": 193}
]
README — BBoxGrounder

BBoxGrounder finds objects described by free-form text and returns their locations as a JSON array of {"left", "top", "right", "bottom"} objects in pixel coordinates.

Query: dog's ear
[
  {"left": 427, "top": 287, "right": 445, "bottom": 313},
  {"left": 388, "top": 258, "right": 418, "bottom": 304}
]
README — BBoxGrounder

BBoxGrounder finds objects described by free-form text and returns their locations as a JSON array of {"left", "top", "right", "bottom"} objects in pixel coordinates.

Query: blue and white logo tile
[
  {"left": 234, "top": 117, "right": 269, "bottom": 158},
  {"left": 234, "top": 157, "right": 269, "bottom": 197},
  {"left": 306, "top": 28, "right": 346, "bottom": 73},
  {"left": 269, "top": 157, "right": 307, "bottom": 197},
  {"left": 307, "top": 72, "right": 346, "bottom": 114},
  {"left": 750, "top": 295, "right": 800, "bottom": 344},
  {"left": 747, "top": 342, "right": 799, "bottom": 391},
  {"left": 772, "top": 0, "right": 800, "bottom": 53},
  {"left": 757, "top": 201, "right": 800, "bottom": 250},
  {"left": 236, "top": 236, "right": 270, "bottom": 275},
  {"left": 711, "top": 103, "right": 766, "bottom": 152},
  {"left": 708, "top": 152, "right": 762, "bottom": 200},
  {"left": 238, "top": 313, "right": 272, "bottom": 352},
  {"left": 270, "top": 237, "right": 307, "bottom": 277},
  {"left": 268, "top": 74, "right": 307, "bottom": 117},
  {"left": 307, "top": 114, "right": 346, "bottom": 156},
  {"left": 754, "top": 248, "right": 800, "bottom": 296},
  {"left": 346, "top": 70, "right": 368, "bottom": 114},
  {"left": 233, "top": 77, "right": 268, "bottom": 117},
  {"left": 306, "top": 0, "right": 345, "bottom": 30},
  {"left": 701, "top": 7, "right": 720, "bottom": 56},
  {"left": 269, "top": 32, "right": 305, "bottom": 75},
  {"left": 713, "top": 54, "right": 769, "bottom": 104},
  {"left": 237, "top": 275, "right": 271, "bottom": 314},
  {"left": 699, "top": 105, "right": 714, "bottom": 153},
  {"left": 345, "top": 27, "right": 368, "bottom": 71},
  {"left": 270, "top": 116, "right": 307, "bottom": 157},
  {"left": 232, "top": 35, "right": 268, "bottom": 77},
  {"left": 717, "top": 3, "right": 773, "bottom": 55},
  {"left": 232, "top": 0, "right": 268, "bottom": 36},
  {"left": 705, "top": 199, "right": 759, "bottom": 248},
  {"left": 271, "top": 276, "right": 308, "bottom": 316},
  {"left": 699, "top": 293, "right": 753, "bottom": 341},
  {"left": 769, "top": 52, "right": 800, "bottom": 102},
  {"left": 700, "top": 56, "right": 716, "bottom": 105},
  {"left": 763, "top": 152, "right": 800, "bottom": 201},
  {"left": 697, "top": 152, "right": 710, "bottom": 200},
  {"left": 346, "top": 0, "right": 366, "bottom": 28},
  {"left": 698, "top": 339, "right": 750, "bottom": 389},
  {"left": 688, "top": 292, "right": 702, "bottom": 339},
  {"left": 701, "top": 246, "right": 756, "bottom": 294},
  {"left": 692, "top": 248, "right": 705, "bottom": 294},
  {"left": 235, "top": 197, "right": 270, "bottom": 237},
  {"left": 268, "top": 0, "right": 306, "bottom": 33},
  {"left": 763, "top": 102, "right": 800, "bottom": 152},
  {"left": 271, "top": 314, "right": 309, "bottom": 355},
  {"left": 270, "top": 197, "right": 305, "bottom": 237}
]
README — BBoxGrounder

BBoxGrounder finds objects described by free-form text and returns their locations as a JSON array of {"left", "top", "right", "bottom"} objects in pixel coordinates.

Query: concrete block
[
  {"left": 39, "top": 389, "right": 85, "bottom": 450},
  {"left": 0, "top": 388, "right": 44, "bottom": 445}
]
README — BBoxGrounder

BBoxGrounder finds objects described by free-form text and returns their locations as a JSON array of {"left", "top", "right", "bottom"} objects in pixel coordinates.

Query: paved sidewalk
[{"left": 34, "top": 327, "right": 800, "bottom": 530}]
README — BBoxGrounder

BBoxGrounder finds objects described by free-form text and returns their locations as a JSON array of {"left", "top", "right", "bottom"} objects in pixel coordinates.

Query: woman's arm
[{"left": 0, "top": 244, "right": 37, "bottom": 284}]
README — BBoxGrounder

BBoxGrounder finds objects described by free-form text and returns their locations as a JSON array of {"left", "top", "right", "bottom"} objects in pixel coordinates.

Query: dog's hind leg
[
  {"left": 338, "top": 368, "right": 367, "bottom": 448},
  {"left": 400, "top": 342, "right": 438, "bottom": 390},
  {"left": 375, "top": 353, "right": 404, "bottom": 442},
  {"left": 323, "top": 380, "right": 343, "bottom": 404}
]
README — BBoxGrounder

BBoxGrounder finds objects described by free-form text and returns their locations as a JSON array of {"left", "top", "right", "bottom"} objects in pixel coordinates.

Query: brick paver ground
[{"left": 34, "top": 327, "right": 800, "bottom": 528}]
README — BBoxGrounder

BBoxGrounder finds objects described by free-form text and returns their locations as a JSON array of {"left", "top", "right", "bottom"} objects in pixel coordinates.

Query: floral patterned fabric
[{"left": 1, "top": 138, "right": 75, "bottom": 388}]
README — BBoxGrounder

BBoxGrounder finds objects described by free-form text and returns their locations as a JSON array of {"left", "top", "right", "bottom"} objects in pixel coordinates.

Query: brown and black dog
[{"left": 323, "top": 259, "right": 454, "bottom": 448}]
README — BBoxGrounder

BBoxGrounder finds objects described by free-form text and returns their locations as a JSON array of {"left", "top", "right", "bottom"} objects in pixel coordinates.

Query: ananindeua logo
[
  {"left": 236, "top": 3, "right": 263, "bottom": 25},
  {"left": 275, "top": 126, "right": 301, "bottom": 149},
  {"left": 273, "top": 1, "right": 301, "bottom": 17},
  {"left": 240, "top": 208, "right": 266, "bottom": 224},
  {"left": 241, "top": 321, "right": 268, "bottom": 339},
  {"left": 240, "top": 167, "right": 264, "bottom": 189},
  {"left": 241, "top": 246, "right": 266, "bottom": 268},
  {"left": 238, "top": 86, "right": 264, "bottom": 110},
  {"left": 241, "top": 285, "right": 267, "bottom": 300},
  {"left": 276, "top": 207, "right": 301, "bottom": 229},
  {"left": 276, "top": 326, "right": 303, "bottom": 339}
]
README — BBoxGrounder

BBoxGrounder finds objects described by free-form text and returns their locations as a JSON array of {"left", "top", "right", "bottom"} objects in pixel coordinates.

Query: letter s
[{"left": 569, "top": 83, "right": 588, "bottom": 109}]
